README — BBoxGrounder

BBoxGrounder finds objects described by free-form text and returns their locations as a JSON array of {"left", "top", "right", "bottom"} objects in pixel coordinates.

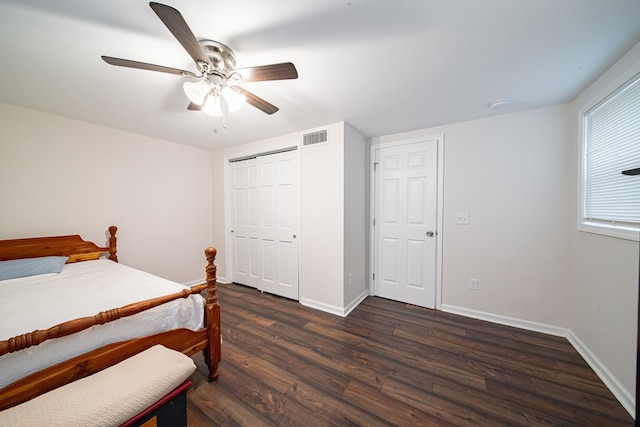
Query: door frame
[
  {"left": 223, "top": 145, "right": 301, "bottom": 292},
  {"left": 368, "top": 134, "right": 445, "bottom": 309}
]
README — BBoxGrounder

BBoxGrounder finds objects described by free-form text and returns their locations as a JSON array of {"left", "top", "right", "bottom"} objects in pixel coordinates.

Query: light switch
[{"left": 455, "top": 212, "right": 469, "bottom": 225}]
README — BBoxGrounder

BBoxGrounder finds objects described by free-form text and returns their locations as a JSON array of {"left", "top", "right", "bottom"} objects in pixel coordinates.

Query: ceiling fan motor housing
[{"left": 199, "top": 40, "right": 236, "bottom": 78}]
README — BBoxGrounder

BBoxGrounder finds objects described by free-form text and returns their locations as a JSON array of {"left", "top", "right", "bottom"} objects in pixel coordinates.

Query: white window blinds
[{"left": 583, "top": 71, "right": 640, "bottom": 229}]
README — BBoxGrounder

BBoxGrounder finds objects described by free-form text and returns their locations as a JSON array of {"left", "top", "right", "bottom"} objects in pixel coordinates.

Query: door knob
[{"left": 426, "top": 230, "right": 434, "bottom": 237}]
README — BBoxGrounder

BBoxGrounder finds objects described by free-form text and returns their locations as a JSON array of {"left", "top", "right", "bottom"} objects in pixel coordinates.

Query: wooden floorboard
[{"left": 187, "top": 283, "right": 634, "bottom": 426}]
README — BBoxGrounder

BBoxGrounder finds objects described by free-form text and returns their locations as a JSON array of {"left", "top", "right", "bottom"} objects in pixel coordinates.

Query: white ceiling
[{"left": 1, "top": 0, "right": 640, "bottom": 151}]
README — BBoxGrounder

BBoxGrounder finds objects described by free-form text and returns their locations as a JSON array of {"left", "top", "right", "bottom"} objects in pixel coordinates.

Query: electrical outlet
[
  {"left": 470, "top": 279, "right": 478, "bottom": 291},
  {"left": 456, "top": 212, "right": 469, "bottom": 225}
]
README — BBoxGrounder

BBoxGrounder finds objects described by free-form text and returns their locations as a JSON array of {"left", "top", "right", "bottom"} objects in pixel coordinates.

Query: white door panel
[
  {"left": 231, "top": 161, "right": 256, "bottom": 287},
  {"left": 374, "top": 139, "right": 438, "bottom": 308},
  {"left": 230, "top": 150, "right": 299, "bottom": 300}
]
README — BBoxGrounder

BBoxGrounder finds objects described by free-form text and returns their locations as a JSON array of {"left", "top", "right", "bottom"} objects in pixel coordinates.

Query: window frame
[{"left": 578, "top": 64, "right": 640, "bottom": 242}]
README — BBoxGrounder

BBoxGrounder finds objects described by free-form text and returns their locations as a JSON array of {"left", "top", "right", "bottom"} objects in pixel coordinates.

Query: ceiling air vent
[{"left": 302, "top": 129, "right": 328, "bottom": 147}]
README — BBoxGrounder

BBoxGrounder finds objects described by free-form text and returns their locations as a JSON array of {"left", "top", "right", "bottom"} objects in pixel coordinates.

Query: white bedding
[{"left": 0, "top": 259, "right": 204, "bottom": 389}]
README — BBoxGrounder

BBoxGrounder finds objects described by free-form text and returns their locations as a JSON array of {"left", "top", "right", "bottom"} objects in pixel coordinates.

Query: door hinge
[
  {"left": 372, "top": 273, "right": 375, "bottom": 281},
  {"left": 373, "top": 162, "right": 379, "bottom": 172},
  {"left": 373, "top": 218, "right": 375, "bottom": 227}
]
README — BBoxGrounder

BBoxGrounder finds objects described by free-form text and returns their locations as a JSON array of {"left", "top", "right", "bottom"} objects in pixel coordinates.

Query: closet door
[
  {"left": 230, "top": 150, "right": 299, "bottom": 300},
  {"left": 230, "top": 158, "right": 260, "bottom": 288}
]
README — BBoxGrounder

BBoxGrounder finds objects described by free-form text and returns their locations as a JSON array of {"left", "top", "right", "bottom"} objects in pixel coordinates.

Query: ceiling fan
[{"left": 101, "top": 2, "right": 298, "bottom": 121}]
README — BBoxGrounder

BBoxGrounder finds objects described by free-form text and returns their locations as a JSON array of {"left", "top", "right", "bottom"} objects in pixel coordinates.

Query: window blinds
[{"left": 584, "top": 71, "right": 640, "bottom": 226}]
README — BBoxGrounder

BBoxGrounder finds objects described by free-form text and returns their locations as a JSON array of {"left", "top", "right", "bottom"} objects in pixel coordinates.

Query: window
[{"left": 580, "top": 70, "right": 640, "bottom": 241}]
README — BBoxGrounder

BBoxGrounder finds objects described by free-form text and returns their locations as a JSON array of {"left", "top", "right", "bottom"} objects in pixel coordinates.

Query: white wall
[
  {"left": 372, "top": 104, "right": 572, "bottom": 328},
  {"left": 568, "top": 40, "right": 640, "bottom": 410},
  {"left": 300, "top": 123, "right": 346, "bottom": 310},
  {"left": 0, "top": 103, "right": 214, "bottom": 284},
  {"left": 343, "top": 123, "right": 368, "bottom": 308}
]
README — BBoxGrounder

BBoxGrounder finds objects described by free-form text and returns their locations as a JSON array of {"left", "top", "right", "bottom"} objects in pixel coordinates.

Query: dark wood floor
[{"left": 186, "top": 283, "right": 633, "bottom": 426}]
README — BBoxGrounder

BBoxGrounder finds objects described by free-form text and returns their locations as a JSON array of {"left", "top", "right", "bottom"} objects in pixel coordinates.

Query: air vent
[{"left": 302, "top": 129, "right": 328, "bottom": 147}]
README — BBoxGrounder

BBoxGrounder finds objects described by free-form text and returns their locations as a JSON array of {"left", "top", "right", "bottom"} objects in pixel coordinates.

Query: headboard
[{"left": 0, "top": 226, "right": 118, "bottom": 263}]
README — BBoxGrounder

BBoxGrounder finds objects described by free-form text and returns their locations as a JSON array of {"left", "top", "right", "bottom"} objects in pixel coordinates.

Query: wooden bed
[{"left": 0, "top": 226, "right": 221, "bottom": 411}]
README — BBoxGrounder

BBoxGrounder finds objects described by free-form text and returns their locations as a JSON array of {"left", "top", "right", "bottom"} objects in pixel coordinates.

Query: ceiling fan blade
[
  {"left": 233, "top": 62, "right": 298, "bottom": 83},
  {"left": 234, "top": 86, "right": 279, "bottom": 114},
  {"left": 101, "top": 56, "right": 196, "bottom": 78},
  {"left": 149, "top": 2, "right": 211, "bottom": 69},
  {"left": 187, "top": 102, "right": 201, "bottom": 111}
]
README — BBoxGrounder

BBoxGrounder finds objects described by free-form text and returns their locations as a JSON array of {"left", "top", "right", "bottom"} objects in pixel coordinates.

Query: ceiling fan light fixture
[
  {"left": 201, "top": 92, "right": 224, "bottom": 117},
  {"left": 183, "top": 79, "right": 211, "bottom": 106},
  {"left": 221, "top": 86, "right": 246, "bottom": 112}
]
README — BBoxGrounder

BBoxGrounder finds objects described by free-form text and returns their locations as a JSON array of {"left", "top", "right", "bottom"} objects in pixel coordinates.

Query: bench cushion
[{"left": 0, "top": 345, "right": 196, "bottom": 427}]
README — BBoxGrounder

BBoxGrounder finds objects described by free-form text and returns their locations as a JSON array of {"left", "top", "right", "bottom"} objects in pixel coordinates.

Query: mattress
[{"left": 0, "top": 259, "right": 204, "bottom": 389}]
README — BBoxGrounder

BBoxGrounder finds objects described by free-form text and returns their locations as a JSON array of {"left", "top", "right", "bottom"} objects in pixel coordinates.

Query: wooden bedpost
[
  {"left": 108, "top": 226, "right": 118, "bottom": 262},
  {"left": 204, "top": 246, "right": 220, "bottom": 381}
]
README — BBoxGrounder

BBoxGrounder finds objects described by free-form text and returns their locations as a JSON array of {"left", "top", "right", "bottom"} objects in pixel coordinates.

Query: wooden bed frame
[{"left": 0, "top": 226, "right": 221, "bottom": 411}]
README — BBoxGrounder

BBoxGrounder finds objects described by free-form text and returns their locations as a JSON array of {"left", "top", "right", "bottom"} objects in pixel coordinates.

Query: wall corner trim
[{"left": 566, "top": 329, "right": 635, "bottom": 419}]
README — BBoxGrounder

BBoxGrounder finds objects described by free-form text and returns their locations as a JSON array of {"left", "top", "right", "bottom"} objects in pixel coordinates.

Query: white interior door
[
  {"left": 373, "top": 139, "right": 438, "bottom": 308},
  {"left": 230, "top": 150, "right": 299, "bottom": 300}
]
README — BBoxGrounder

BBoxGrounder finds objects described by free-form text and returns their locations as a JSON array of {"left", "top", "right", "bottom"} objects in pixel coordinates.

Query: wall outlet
[
  {"left": 456, "top": 212, "right": 469, "bottom": 225},
  {"left": 470, "top": 279, "right": 479, "bottom": 290}
]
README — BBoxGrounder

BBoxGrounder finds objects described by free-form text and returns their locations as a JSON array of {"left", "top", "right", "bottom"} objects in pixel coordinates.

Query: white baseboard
[
  {"left": 440, "top": 304, "right": 567, "bottom": 336},
  {"left": 299, "top": 298, "right": 346, "bottom": 316},
  {"left": 440, "top": 304, "right": 635, "bottom": 419},
  {"left": 300, "top": 292, "right": 368, "bottom": 317},
  {"left": 183, "top": 278, "right": 204, "bottom": 287},
  {"left": 183, "top": 276, "right": 231, "bottom": 287},
  {"left": 566, "top": 329, "right": 635, "bottom": 419},
  {"left": 343, "top": 291, "right": 369, "bottom": 317}
]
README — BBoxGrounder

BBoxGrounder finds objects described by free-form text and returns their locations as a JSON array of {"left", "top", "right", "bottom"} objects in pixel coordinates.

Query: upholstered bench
[{"left": 0, "top": 345, "right": 196, "bottom": 427}]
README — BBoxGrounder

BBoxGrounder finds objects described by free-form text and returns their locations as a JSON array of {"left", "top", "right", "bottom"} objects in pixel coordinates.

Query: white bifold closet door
[{"left": 230, "top": 149, "right": 299, "bottom": 300}]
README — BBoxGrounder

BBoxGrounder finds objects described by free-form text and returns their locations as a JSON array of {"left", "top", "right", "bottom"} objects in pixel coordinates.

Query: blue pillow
[{"left": 0, "top": 256, "right": 69, "bottom": 281}]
